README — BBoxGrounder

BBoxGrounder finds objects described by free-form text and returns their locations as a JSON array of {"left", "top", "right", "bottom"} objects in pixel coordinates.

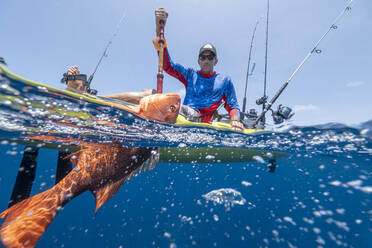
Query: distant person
[
  {"left": 66, "top": 65, "right": 156, "bottom": 104},
  {"left": 153, "top": 8, "right": 244, "bottom": 131}
]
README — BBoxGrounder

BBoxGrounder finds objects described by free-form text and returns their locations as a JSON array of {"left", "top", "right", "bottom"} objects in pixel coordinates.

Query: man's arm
[
  {"left": 224, "top": 79, "right": 244, "bottom": 131},
  {"left": 105, "top": 89, "right": 156, "bottom": 105},
  {"left": 65, "top": 66, "right": 155, "bottom": 104},
  {"left": 153, "top": 39, "right": 190, "bottom": 87},
  {"left": 153, "top": 8, "right": 190, "bottom": 87}
]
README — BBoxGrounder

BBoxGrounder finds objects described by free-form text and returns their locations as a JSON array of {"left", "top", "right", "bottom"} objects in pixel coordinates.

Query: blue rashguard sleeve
[
  {"left": 163, "top": 48, "right": 190, "bottom": 86},
  {"left": 224, "top": 78, "right": 241, "bottom": 117}
]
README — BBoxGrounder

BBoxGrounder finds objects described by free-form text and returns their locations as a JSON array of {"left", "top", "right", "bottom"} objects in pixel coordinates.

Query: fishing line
[
  {"left": 254, "top": 0, "right": 355, "bottom": 127},
  {"left": 86, "top": 9, "right": 126, "bottom": 88}
]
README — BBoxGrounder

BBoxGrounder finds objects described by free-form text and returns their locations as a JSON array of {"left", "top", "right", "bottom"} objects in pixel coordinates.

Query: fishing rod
[
  {"left": 86, "top": 10, "right": 126, "bottom": 93},
  {"left": 241, "top": 1, "right": 269, "bottom": 129},
  {"left": 243, "top": 0, "right": 269, "bottom": 129},
  {"left": 61, "top": 10, "right": 126, "bottom": 94},
  {"left": 254, "top": 0, "right": 354, "bottom": 127},
  {"left": 241, "top": 17, "right": 261, "bottom": 116},
  {"left": 261, "top": 0, "right": 270, "bottom": 124}
]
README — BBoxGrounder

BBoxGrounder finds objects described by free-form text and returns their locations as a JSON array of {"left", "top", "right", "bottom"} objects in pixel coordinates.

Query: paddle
[{"left": 155, "top": 8, "right": 168, "bottom": 93}]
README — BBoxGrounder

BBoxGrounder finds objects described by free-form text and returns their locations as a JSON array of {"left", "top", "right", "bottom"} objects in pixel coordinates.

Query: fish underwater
[{"left": 0, "top": 93, "right": 180, "bottom": 248}]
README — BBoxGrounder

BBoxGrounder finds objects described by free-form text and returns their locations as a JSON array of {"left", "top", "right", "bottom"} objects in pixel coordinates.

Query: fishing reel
[
  {"left": 0, "top": 57, "right": 6, "bottom": 65},
  {"left": 61, "top": 73, "right": 98, "bottom": 95},
  {"left": 271, "top": 104, "right": 294, "bottom": 124},
  {"left": 256, "top": 96, "right": 268, "bottom": 105},
  {"left": 240, "top": 109, "right": 264, "bottom": 129}
]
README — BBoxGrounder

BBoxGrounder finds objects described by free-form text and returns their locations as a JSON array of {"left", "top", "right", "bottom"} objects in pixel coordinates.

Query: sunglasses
[{"left": 199, "top": 54, "right": 215, "bottom": 61}]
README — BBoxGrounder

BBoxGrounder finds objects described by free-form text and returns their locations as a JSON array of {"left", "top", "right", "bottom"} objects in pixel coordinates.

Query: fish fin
[
  {"left": 142, "top": 148, "right": 160, "bottom": 172},
  {"left": 64, "top": 149, "right": 87, "bottom": 167},
  {"left": 0, "top": 188, "right": 59, "bottom": 248},
  {"left": 91, "top": 148, "right": 159, "bottom": 215},
  {"left": 92, "top": 178, "right": 126, "bottom": 214}
]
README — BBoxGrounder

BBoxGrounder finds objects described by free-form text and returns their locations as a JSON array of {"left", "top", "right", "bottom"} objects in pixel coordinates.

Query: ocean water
[
  {"left": 0, "top": 122, "right": 371, "bottom": 248},
  {"left": 0, "top": 70, "right": 371, "bottom": 247}
]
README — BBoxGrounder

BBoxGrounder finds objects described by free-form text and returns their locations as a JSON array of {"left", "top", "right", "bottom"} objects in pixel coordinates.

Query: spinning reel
[{"left": 270, "top": 104, "right": 294, "bottom": 124}]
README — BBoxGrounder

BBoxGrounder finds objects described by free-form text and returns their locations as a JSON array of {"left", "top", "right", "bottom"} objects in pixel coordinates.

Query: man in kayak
[
  {"left": 153, "top": 8, "right": 244, "bottom": 131},
  {"left": 66, "top": 65, "right": 155, "bottom": 104}
]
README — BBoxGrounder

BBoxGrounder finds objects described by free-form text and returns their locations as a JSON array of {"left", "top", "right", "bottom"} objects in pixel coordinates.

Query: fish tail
[{"left": 0, "top": 188, "right": 60, "bottom": 248}]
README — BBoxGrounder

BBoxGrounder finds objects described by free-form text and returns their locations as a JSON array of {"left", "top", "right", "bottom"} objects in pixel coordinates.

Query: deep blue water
[{"left": 0, "top": 123, "right": 371, "bottom": 248}]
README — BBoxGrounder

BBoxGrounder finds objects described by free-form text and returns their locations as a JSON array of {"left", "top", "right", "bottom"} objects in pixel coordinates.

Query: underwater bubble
[
  {"left": 360, "top": 186, "right": 372, "bottom": 193},
  {"left": 313, "top": 227, "right": 321, "bottom": 234},
  {"left": 266, "top": 152, "right": 273, "bottom": 158},
  {"left": 151, "top": 150, "right": 158, "bottom": 155},
  {"left": 6, "top": 150, "right": 18, "bottom": 156},
  {"left": 163, "top": 232, "right": 171, "bottom": 238},
  {"left": 252, "top": 155, "right": 265, "bottom": 163},
  {"left": 241, "top": 181, "right": 252, "bottom": 187},
  {"left": 202, "top": 188, "right": 246, "bottom": 210},
  {"left": 1, "top": 99, "right": 12, "bottom": 105},
  {"left": 205, "top": 155, "right": 215, "bottom": 160},
  {"left": 213, "top": 214, "right": 219, "bottom": 222},
  {"left": 316, "top": 236, "right": 325, "bottom": 245},
  {"left": 302, "top": 217, "right": 314, "bottom": 225},
  {"left": 180, "top": 216, "right": 192, "bottom": 223},
  {"left": 329, "top": 180, "right": 342, "bottom": 186},
  {"left": 347, "top": 180, "right": 362, "bottom": 187},
  {"left": 283, "top": 216, "right": 296, "bottom": 226},
  {"left": 1, "top": 83, "right": 20, "bottom": 95},
  {"left": 65, "top": 193, "right": 74, "bottom": 200},
  {"left": 336, "top": 208, "right": 345, "bottom": 215}
]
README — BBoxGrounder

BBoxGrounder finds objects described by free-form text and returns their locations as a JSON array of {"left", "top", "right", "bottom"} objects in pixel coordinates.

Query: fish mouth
[{"left": 164, "top": 114, "right": 179, "bottom": 124}]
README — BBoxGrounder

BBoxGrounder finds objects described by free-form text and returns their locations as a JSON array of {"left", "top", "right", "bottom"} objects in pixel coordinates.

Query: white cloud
[
  {"left": 294, "top": 104, "right": 319, "bottom": 112},
  {"left": 346, "top": 81, "right": 365, "bottom": 87}
]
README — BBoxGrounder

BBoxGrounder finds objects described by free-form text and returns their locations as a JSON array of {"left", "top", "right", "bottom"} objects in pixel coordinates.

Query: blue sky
[{"left": 1, "top": 0, "right": 371, "bottom": 126}]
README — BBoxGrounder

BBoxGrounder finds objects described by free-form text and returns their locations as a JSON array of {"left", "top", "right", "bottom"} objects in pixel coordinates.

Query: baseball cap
[{"left": 199, "top": 43, "right": 217, "bottom": 57}]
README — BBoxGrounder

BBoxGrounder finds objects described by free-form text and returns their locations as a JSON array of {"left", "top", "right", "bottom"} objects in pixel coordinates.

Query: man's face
[{"left": 198, "top": 51, "right": 218, "bottom": 74}]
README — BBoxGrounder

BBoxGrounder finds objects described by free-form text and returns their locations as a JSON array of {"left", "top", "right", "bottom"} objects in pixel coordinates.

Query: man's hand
[
  {"left": 155, "top": 8, "right": 168, "bottom": 24},
  {"left": 66, "top": 66, "right": 86, "bottom": 92},
  {"left": 155, "top": 8, "right": 168, "bottom": 36},
  {"left": 230, "top": 119, "right": 244, "bottom": 132},
  {"left": 68, "top": 65, "right": 80, "bottom": 75},
  {"left": 152, "top": 37, "right": 168, "bottom": 51}
]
